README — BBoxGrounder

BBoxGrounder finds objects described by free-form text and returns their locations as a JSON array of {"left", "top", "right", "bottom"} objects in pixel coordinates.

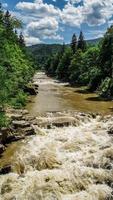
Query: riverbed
[{"left": 0, "top": 72, "right": 113, "bottom": 200}]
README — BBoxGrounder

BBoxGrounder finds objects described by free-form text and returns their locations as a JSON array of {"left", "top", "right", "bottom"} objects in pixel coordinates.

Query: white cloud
[
  {"left": 26, "top": 17, "right": 59, "bottom": 39},
  {"left": 2, "top": 3, "right": 8, "bottom": 8},
  {"left": 25, "top": 36, "right": 42, "bottom": 46},
  {"left": 15, "top": 0, "right": 113, "bottom": 45}
]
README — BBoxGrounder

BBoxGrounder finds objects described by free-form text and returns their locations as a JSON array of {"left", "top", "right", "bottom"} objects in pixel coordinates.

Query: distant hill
[
  {"left": 87, "top": 38, "right": 102, "bottom": 44},
  {"left": 28, "top": 38, "right": 101, "bottom": 68},
  {"left": 27, "top": 44, "right": 62, "bottom": 69}
]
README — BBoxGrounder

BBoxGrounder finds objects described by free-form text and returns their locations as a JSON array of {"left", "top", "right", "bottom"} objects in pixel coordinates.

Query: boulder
[
  {"left": 12, "top": 120, "right": 30, "bottom": 129},
  {"left": 24, "top": 83, "right": 38, "bottom": 95},
  {"left": 0, "top": 165, "right": 11, "bottom": 175}
]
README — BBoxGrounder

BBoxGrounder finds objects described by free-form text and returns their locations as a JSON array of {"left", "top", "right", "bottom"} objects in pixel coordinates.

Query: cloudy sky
[{"left": 2, "top": 0, "right": 113, "bottom": 45}]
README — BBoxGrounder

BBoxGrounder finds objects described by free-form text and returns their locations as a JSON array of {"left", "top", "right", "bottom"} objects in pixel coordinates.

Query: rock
[
  {"left": 108, "top": 126, "right": 113, "bottom": 135},
  {"left": 32, "top": 82, "right": 39, "bottom": 88},
  {"left": 6, "top": 135, "right": 25, "bottom": 143},
  {"left": 0, "top": 133, "right": 2, "bottom": 143},
  {"left": 0, "top": 128, "right": 9, "bottom": 144},
  {"left": 36, "top": 116, "right": 77, "bottom": 128},
  {"left": 24, "top": 83, "right": 38, "bottom": 95},
  {"left": 0, "top": 144, "right": 5, "bottom": 154},
  {"left": 0, "top": 165, "right": 12, "bottom": 174},
  {"left": 24, "top": 126, "right": 35, "bottom": 136},
  {"left": 6, "top": 113, "right": 23, "bottom": 120},
  {"left": 12, "top": 120, "right": 30, "bottom": 129}
]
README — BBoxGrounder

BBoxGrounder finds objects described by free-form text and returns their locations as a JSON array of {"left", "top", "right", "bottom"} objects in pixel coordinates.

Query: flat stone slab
[
  {"left": 36, "top": 116, "right": 78, "bottom": 127},
  {"left": 12, "top": 120, "right": 30, "bottom": 128}
]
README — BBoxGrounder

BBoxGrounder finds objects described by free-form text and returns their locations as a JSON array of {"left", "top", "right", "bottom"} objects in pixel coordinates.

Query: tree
[
  {"left": 56, "top": 48, "right": 72, "bottom": 81},
  {"left": 0, "top": 3, "right": 3, "bottom": 25},
  {"left": 99, "top": 26, "right": 113, "bottom": 78},
  {"left": 18, "top": 32, "right": 25, "bottom": 49},
  {"left": 71, "top": 33, "right": 77, "bottom": 54},
  {"left": 77, "top": 31, "right": 87, "bottom": 52},
  {"left": 69, "top": 50, "right": 83, "bottom": 84},
  {"left": 4, "top": 10, "right": 13, "bottom": 36}
]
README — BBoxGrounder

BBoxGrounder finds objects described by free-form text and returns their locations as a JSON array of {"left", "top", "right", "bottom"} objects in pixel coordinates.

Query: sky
[{"left": 2, "top": 0, "right": 113, "bottom": 45}]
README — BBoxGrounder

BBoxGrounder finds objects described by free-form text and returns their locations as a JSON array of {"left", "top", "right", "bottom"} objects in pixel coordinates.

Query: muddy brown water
[{"left": 26, "top": 72, "right": 113, "bottom": 116}]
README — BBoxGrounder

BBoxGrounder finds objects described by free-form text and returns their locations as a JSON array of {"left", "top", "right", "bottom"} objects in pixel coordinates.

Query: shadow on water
[
  {"left": 75, "top": 89, "right": 92, "bottom": 94},
  {"left": 86, "top": 96, "right": 112, "bottom": 102}
]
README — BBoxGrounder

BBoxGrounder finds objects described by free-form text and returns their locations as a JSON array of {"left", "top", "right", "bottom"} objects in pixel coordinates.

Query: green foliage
[
  {"left": 10, "top": 90, "right": 27, "bottom": 108},
  {"left": 37, "top": 27, "right": 113, "bottom": 100},
  {"left": 99, "top": 78, "right": 113, "bottom": 98},
  {"left": 0, "top": 6, "right": 34, "bottom": 127},
  {"left": 71, "top": 34, "right": 77, "bottom": 54},
  {"left": 99, "top": 26, "right": 113, "bottom": 78},
  {"left": 0, "top": 112, "right": 10, "bottom": 128},
  {"left": 77, "top": 31, "right": 87, "bottom": 52},
  {"left": 88, "top": 68, "right": 102, "bottom": 92},
  {"left": 28, "top": 44, "right": 63, "bottom": 69},
  {"left": 56, "top": 48, "right": 72, "bottom": 81},
  {"left": 69, "top": 50, "right": 83, "bottom": 84}
]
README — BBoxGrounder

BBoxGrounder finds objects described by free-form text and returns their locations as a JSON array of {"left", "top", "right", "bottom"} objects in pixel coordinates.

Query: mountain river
[{"left": 0, "top": 72, "right": 113, "bottom": 200}]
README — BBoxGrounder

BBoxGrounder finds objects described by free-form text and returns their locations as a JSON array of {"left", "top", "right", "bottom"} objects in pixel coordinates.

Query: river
[
  {"left": 26, "top": 72, "right": 113, "bottom": 116},
  {"left": 0, "top": 72, "right": 113, "bottom": 200}
]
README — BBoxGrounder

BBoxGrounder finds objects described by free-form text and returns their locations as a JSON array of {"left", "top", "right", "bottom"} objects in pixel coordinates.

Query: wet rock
[
  {"left": 0, "top": 144, "right": 5, "bottom": 154},
  {"left": 6, "top": 135, "right": 25, "bottom": 143},
  {"left": 0, "top": 127, "right": 9, "bottom": 144},
  {"left": 24, "top": 126, "right": 35, "bottom": 136},
  {"left": 32, "top": 82, "right": 39, "bottom": 88},
  {"left": 108, "top": 126, "right": 113, "bottom": 135},
  {"left": 36, "top": 116, "right": 77, "bottom": 128},
  {"left": 12, "top": 120, "right": 30, "bottom": 129},
  {"left": 0, "top": 165, "right": 12, "bottom": 175},
  {"left": 24, "top": 83, "right": 38, "bottom": 95},
  {"left": 6, "top": 113, "right": 23, "bottom": 120}
]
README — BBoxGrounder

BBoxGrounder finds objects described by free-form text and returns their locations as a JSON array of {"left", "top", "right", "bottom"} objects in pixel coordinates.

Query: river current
[{"left": 0, "top": 72, "right": 113, "bottom": 200}]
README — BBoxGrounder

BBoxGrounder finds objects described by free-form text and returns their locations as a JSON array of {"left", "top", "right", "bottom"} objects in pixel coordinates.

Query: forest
[
  {"left": 0, "top": 4, "right": 34, "bottom": 127},
  {"left": 44, "top": 27, "right": 113, "bottom": 100}
]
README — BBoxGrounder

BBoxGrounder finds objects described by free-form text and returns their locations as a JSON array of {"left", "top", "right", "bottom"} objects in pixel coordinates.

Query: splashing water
[{"left": 0, "top": 112, "right": 113, "bottom": 200}]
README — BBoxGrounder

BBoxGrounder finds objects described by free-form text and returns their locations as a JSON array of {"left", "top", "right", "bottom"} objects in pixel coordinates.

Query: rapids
[{"left": 0, "top": 72, "right": 113, "bottom": 200}]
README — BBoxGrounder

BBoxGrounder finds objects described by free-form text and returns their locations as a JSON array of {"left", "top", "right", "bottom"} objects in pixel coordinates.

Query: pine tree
[
  {"left": 61, "top": 42, "right": 65, "bottom": 55},
  {"left": 4, "top": 10, "right": 13, "bottom": 33},
  {"left": 0, "top": 3, "right": 3, "bottom": 25},
  {"left": 77, "top": 31, "right": 86, "bottom": 52},
  {"left": 18, "top": 32, "right": 25, "bottom": 48},
  {"left": 71, "top": 33, "right": 77, "bottom": 54}
]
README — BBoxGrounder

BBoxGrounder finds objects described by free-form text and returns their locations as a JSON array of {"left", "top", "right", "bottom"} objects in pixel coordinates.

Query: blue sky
[{"left": 3, "top": 0, "right": 113, "bottom": 45}]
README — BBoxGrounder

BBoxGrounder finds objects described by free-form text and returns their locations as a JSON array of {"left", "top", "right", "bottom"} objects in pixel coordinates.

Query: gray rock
[{"left": 12, "top": 120, "right": 30, "bottom": 129}]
